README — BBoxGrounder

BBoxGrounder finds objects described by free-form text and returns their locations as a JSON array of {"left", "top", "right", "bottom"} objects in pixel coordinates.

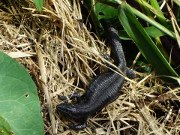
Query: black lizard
[{"left": 56, "top": 19, "right": 136, "bottom": 130}]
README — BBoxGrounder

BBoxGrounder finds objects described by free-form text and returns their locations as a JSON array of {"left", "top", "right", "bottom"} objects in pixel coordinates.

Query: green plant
[
  {"left": 84, "top": 0, "right": 179, "bottom": 81},
  {"left": 33, "top": 0, "right": 43, "bottom": 11},
  {"left": 0, "top": 52, "right": 44, "bottom": 135}
]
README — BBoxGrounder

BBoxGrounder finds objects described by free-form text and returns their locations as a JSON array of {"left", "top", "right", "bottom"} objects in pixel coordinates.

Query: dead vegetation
[{"left": 0, "top": 0, "right": 180, "bottom": 134}]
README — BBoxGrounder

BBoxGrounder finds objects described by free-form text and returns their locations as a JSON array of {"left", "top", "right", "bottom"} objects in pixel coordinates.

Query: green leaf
[
  {"left": 33, "top": 0, "right": 43, "bottom": 11},
  {"left": 96, "top": 0, "right": 119, "bottom": 8},
  {"left": 0, "top": 116, "right": 12, "bottom": 135},
  {"left": 130, "top": 6, "right": 176, "bottom": 39},
  {"left": 84, "top": 0, "right": 120, "bottom": 35},
  {"left": 174, "top": 0, "right": 180, "bottom": 6},
  {"left": 93, "top": 0, "right": 176, "bottom": 39},
  {"left": 118, "top": 3, "right": 179, "bottom": 78},
  {"left": 144, "top": 26, "right": 166, "bottom": 38},
  {"left": 135, "top": 0, "right": 167, "bottom": 26},
  {"left": 119, "top": 26, "right": 166, "bottom": 40},
  {"left": 83, "top": 0, "right": 102, "bottom": 34},
  {"left": 95, "top": 2, "right": 118, "bottom": 20},
  {"left": 0, "top": 52, "right": 44, "bottom": 135}
]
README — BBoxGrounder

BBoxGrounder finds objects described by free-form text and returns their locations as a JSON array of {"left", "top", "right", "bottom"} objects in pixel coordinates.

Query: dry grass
[{"left": 0, "top": 0, "right": 180, "bottom": 134}]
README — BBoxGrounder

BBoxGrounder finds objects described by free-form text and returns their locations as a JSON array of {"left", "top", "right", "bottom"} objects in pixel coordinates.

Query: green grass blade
[
  {"left": 149, "top": 0, "right": 168, "bottom": 26},
  {"left": 118, "top": 3, "right": 179, "bottom": 77},
  {"left": 135, "top": 0, "right": 167, "bottom": 26},
  {"left": 119, "top": 26, "right": 166, "bottom": 40},
  {"left": 174, "top": 0, "right": 180, "bottom": 6},
  {"left": 130, "top": 6, "right": 176, "bottom": 39},
  {"left": 95, "top": 0, "right": 176, "bottom": 39},
  {"left": 33, "top": 0, "right": 43, "bottom": 11}
]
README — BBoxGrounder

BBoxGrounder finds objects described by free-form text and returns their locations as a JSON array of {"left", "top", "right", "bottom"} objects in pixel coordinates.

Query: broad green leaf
[
  {"left": 0, "top": 116, "right": 12, "bottom": 135},
  {"left": 96, "top": 0, "right": 119, "bottom": 8},
  {"left": 0, "top": 52, "right": 44, "bottom": 135},
  {"left": 84, "top": 0, "right": 120, "bottom": 34},
  {"left": 144, "top": 26, "right": 166, "bottom": 38},
  {"left": 119, "top": 26, "right": 166, "bottom": 40},
  {"left": 95, "top": 2, "right": 118, "bottom": 20},
  {"left": 33, "top": 0, "right": 43, "bottom": 11},
  {"left": 118, "top": 3, "right": 179, "bottom": 77}
]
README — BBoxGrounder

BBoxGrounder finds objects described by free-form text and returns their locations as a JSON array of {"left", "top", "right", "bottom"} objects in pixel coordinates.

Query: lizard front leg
[
  {"left": 59, "top": 92, "right": 81, "bottom": 102},
  {"left": 68, "top": 121, "right": 87, "bottom": 130}
]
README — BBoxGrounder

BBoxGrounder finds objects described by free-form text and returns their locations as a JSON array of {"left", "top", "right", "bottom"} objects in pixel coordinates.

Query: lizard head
[{"left": 56, "top": 103, "right": 83, "bottom": 120}]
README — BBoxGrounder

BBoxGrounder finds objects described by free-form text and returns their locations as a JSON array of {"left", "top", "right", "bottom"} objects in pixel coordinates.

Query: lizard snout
[{"left": 56, "top": 103, "right": 77, "bottom": 116}]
